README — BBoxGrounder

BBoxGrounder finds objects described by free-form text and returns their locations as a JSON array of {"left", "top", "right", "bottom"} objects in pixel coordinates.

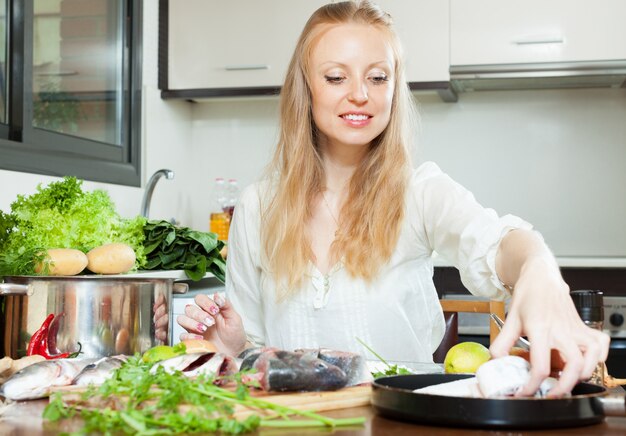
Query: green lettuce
[{"left": 0, "top": 177, "right": 146, "bottom": 276}]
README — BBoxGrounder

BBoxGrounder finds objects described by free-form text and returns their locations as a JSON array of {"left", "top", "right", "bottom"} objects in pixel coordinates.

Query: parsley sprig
[
  {"left": 356, "top": 337, "right": 413, "bottom": 379},
  {"left": 43, "top": 355, "right": 365, "bottom": 435}
]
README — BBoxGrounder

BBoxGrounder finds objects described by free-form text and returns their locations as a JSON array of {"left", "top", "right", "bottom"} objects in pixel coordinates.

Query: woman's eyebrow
[{"left": 318, "top": 60, "right": 392, "bottom": 69}]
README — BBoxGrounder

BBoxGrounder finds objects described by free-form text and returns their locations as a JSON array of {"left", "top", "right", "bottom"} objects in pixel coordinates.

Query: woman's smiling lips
[{"left": 340, "top": 112, "right": 373, "bottom": 127}]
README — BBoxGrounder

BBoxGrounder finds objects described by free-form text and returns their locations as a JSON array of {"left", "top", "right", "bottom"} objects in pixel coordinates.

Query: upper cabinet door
[
  {"left": 451, "top": 0, "right": 626, "bottom": 66},
  {"left": 376, "top": 0, "right": 449, "bottom": 82},
  {"left": 167, "top": 0, "right": 326, "bottom": 90}
]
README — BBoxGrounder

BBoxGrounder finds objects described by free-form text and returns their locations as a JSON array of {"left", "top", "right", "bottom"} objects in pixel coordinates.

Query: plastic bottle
[
  {"left": 224, "top": 178, "right": 239, "bottom": 219},
  {"left": 570, "top": 289, "right": 605, "bottom": 385},
  {"left": 209, "top": 177, "right": 230, "bottom": 241}
]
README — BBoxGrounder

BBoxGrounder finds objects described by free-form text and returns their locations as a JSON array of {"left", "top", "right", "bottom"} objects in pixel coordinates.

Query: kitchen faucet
[{"left": 141, "top": 169, "right": 174, "bottom": 218}]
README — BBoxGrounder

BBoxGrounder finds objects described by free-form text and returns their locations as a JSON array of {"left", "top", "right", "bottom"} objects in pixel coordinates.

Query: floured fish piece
[
  {"left": 476, "top": 355, "right": 558, "bottom": 398},
  {"left": 0, "top": 358, "right": 97, "bottom": 401},
  {"left": 72, "top": 356, "right": 127, "bottom": 387},
  {"left": 253, "top": 350, "right": 348, "bottom": 392},
  {"left": 413, "top": 356, "right": 563, "bottom": 399},
  {"left": 413, "top": 377, "right": 482, "bottom": 397}
]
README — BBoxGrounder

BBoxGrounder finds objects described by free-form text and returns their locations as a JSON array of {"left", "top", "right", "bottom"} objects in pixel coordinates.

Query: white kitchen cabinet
[
  {"left": 163, "top": 0, "right": 451, "bottom": 98},
  {"left": 451, "top": 0, "right": 626, "bottom": 66},
  {"left": 376, "top": 0, "right": 449, "bottom": 82},
  {"left": 166, "top": 0, "right": 326, "bottom": 91}
]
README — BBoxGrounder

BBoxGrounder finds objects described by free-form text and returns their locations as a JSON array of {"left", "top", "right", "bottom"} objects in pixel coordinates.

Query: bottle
[
  {"left": 570, "top": 289, "right": 605, "bottom": 385},
  {"left": 224, "top": 178, "right": 239, "bottom": 219},
  {"left": 209, "top": 177, "right": 230, "bottom": 241}
]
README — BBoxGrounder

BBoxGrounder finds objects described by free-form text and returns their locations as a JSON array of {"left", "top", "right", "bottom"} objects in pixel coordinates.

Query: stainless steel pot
[{"left": 0, "top": 275, "right": 188, "bottom": 359}]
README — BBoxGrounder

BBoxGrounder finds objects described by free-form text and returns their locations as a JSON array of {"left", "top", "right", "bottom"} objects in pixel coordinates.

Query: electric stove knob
[{"left": 609, "top": 313, "right": 624, "bottom": 327}]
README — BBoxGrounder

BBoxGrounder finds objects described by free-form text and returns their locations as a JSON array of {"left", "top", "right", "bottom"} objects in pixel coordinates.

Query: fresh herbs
[
  {"left": 43, "top": 355, "right": 364, "bottom": 435},
  {"left": 356, "top": 337, "right": 413, "bottom": 378},
  {"left": 0, "top": 177, "right": 146, "bottom": 276},
  {"left": 143, "top": 220, "right": 226, "bottom": 283}
]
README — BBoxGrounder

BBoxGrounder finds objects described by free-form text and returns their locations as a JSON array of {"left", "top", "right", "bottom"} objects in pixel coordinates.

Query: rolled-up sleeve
[
  {"left": 415, "top": 162, "right": 533, "bottom": 300},
  {"left": 225, "top": 184, "right": 266, "bottom": 345}
]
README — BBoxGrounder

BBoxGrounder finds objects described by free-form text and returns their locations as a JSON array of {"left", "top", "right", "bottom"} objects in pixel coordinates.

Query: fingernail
[
  {"left": 208, "top": 305, "right": 219, "bottom": 316},
  {"left": 214, "top": 293, "right": 225, "bottom": 308},
  {"left": 204, "top": 317, "right": 215, "bottom": 327},
  {"left": 197, "top": 323, "right": 207, "bottom": 332}
]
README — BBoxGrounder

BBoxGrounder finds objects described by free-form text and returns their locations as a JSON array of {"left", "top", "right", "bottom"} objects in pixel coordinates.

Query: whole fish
[
  {"left": 152, "top": 352, "right": 237, "bottom": 380},
  {"left": 252, "top": 350, "right": 348, "bottom": 392},
  {"left": 295, "top": 348, "right": 371, "bottom": 386},
  {"left": 72, "top": 356, "right": 127, "bottom": 387},
  {"left": 0, "top": 358, "right": 97, "bottom": 401},
  {"left": 238, "top": 347, "right": 279, "bottom": 371},
  {"left": 184, "top": 353, "right": 238, "bottom": 378},
  {"left": 150, "top": 352, "right": 207, "bottom": 375}
]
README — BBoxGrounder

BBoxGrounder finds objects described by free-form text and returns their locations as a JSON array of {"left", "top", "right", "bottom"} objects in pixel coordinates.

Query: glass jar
[{"left": 570, "top": 290, "right": 605, "bottom": 385}]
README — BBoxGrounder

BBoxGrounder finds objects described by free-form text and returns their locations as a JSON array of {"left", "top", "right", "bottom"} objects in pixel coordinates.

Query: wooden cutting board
[{"left": 52, "top": 384, "right": 372, "bottom": 419}]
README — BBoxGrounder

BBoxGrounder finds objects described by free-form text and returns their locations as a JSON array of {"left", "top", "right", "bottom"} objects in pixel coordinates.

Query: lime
[
  {"left": 444, "top": 342, "right": 491, "bottom": 374},
  {"left": 141, "top": 344, "right": 184, "bottom": 363}
]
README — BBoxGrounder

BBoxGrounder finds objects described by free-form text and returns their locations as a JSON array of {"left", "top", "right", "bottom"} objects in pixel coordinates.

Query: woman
[{"left": 178, "top": 1, "right": 608, "bottom": 396}]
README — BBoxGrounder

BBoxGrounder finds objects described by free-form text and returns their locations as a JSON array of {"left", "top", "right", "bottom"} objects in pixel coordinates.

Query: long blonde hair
[{"left": 262, "top": 0, "right": 417, "bottom": 294}]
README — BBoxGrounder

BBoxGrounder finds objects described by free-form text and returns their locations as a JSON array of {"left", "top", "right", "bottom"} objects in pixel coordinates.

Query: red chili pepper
[{"left": 26, "top": 313, "right": 73, "bottom": 359}]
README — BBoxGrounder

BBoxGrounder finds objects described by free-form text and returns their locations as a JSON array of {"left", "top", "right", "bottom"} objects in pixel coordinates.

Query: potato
[
  {"left": 34, "top": 248, "right": 88, "bottom": 276},
  {"left": 87, "top": 242, "right": 136, "bottom": 274}
]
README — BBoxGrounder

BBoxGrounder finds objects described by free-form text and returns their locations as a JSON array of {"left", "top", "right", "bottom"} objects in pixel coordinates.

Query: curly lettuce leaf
[{"left": 0, "top": 177, "right": 146, "bottom": 276}]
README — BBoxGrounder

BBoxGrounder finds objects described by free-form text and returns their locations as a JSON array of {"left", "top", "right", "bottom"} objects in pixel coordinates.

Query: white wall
[
  {"left": 1, "top": 3, "right": 625, "bottom": 263},
  {"left": 188, "top": 87, "right": 626, "bottom": 261}
]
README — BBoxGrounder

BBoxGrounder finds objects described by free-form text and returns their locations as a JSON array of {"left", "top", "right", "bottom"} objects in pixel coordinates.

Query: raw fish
[
  {"left": 0, "top": 358, "right": 97, "bottom": 401},
  {"left": 238, "top": 347, "right": 279, "bottom": 371},
  {"left": 150, "top": 352, "right": 207, "bottom": 374},
  {"left": 184, "top": 353, "right": 238, "bottom": 378},
  {"left": 252, "top": 350, "right": 348, "bottom": 392},
  {"left": 72, "top": 356, "right": 127, "bottom": 387},
  {"left": 295, "top": 348, "right": 372, "bottom": 385},
  {"left": 151, "top": 352, "right": 237, "bottom": 379}
]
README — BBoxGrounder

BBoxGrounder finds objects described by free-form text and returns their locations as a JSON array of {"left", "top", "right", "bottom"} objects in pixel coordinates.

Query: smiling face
[{"left": 308, "top": 23, "right": 395, "bottom": 152}]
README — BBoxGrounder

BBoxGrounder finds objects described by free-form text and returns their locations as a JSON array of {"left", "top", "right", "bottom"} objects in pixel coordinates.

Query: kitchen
[{"left": 1, "top": 0, "right": 626, "bottom": 433}]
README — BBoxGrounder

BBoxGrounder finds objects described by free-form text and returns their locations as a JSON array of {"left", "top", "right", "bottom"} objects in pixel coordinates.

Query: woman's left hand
[{"left": 489, "top": 257, "right": 610, "bottom": 397}]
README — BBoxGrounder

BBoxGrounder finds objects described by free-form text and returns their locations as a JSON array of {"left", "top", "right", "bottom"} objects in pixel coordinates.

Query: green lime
[{"left": 141, "top": 345, "right": 184, "bottom": 363}]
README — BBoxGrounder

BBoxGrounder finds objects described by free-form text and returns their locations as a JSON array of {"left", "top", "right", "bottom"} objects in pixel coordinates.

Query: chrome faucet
[{"left": 141, "top": 169, "right": 174, "bottom": 218}]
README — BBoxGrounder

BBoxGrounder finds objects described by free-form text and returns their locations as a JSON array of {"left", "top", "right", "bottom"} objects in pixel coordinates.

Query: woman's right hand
[{"left": 177, "top": 293, "right": 247, "bottom": 357}]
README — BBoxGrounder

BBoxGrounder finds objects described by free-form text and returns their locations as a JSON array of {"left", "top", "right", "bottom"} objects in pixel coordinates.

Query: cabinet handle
[
  {"left": 512, "top": 36, "right": 564, "bottom": 45},
  {"left": 224, "top": 64, "right": 270, "bottom": 71}
]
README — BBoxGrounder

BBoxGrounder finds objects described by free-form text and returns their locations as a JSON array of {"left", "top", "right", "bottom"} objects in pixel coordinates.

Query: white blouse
[{"left": 225, "top": 162, "right": 532, "bottom": 364}]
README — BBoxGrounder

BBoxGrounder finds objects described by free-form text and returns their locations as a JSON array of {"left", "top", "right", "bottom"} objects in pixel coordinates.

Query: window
[{"left": 0, "top": 0, "right": 142, "bottom": 186}]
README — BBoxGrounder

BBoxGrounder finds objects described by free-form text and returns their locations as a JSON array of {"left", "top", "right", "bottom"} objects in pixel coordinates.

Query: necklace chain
[{"left": 322, "top": 190, "right": 340, "bottom": 228}]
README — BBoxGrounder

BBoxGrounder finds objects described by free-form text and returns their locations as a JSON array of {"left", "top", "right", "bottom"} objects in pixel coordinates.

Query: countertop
[{"left": 2, "top": 400, "right": 626, "bottom": 435}]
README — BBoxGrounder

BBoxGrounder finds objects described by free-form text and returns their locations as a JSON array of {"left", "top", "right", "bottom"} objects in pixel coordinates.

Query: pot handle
[
  {"left": 173, "top": 283, "right": 189, "bottom": 294},
  {"left": 598, "top": 392, "right": 626, "bottom": 416},
  {"left": 0, "top": 283, "right": 34, "bottom": 296}
]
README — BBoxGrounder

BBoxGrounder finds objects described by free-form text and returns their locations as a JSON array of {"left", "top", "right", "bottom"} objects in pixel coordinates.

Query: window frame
[{"left": 0, "top": 0, "right": 142, "bottom": 187}]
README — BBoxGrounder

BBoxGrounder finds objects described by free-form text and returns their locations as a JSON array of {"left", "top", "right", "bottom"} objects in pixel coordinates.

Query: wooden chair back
[{"left": 432, "top": 299, "right": 506, "bottom": 363}]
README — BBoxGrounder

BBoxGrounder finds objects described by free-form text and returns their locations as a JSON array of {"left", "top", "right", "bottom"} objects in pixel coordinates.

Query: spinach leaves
[{"left": 143, "top": 220, "right": 226, "bottom": 283}]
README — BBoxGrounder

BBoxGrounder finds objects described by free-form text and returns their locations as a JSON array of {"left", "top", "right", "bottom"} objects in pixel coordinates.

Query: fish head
[{"left": 0, "top": 361, "right": 61, "bottom": 401}]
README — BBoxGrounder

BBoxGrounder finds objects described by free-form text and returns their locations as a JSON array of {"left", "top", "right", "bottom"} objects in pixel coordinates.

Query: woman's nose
[{"left": 348, "top": 80, "right": 368, "bottom": 104}]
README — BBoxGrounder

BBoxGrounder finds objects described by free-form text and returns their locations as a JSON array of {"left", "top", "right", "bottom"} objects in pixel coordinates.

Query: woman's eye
[
  {"left": 324, "top": 75, "right": 345, "bottom": 84},
  {"left": 370, "top": 74, "right": 389, "bottom": 84}
]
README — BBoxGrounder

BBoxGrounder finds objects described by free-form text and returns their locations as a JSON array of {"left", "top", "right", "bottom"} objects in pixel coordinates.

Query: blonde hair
[{"left": 262, "top": 0, "right": 417, "bottom": 294}]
